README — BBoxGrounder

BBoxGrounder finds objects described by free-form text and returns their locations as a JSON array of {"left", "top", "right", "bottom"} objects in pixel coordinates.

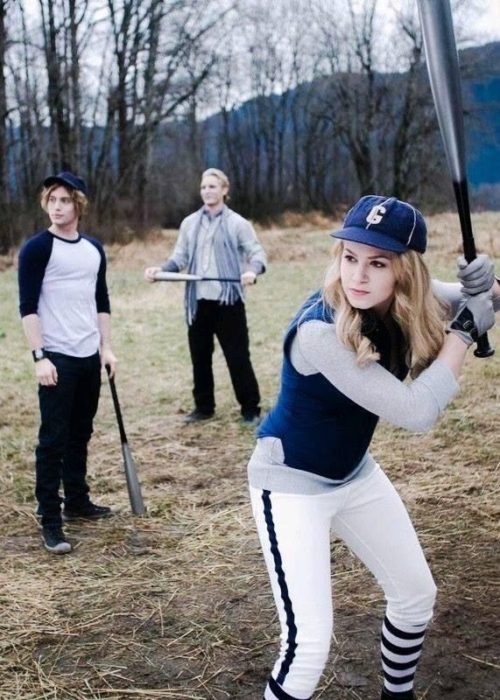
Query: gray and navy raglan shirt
[{"left": 18, "top": 230, "right": 110, "bottom": 357}]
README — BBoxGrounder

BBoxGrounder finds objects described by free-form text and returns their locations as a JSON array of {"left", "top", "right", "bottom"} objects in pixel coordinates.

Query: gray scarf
[{"left": 185, "top": 206, "right": 243, "bottom": 325}]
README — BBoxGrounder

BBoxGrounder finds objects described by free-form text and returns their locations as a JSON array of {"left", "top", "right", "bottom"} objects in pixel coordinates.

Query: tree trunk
[
  {"left": 0, "top": 0, "right": 10, "bottom": 252},
  {"left": 40, "top": 0, "right": 71, "bottom": 170},
  {"left": 68, "top": 0, "right": 83, "bottom": 172}
]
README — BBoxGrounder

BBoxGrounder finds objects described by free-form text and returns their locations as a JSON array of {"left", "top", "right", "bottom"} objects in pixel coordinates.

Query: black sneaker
[
  {"left": 42, "top": 527, "right": 72, "bottom": 554},
  {"left": 183, "top": 409, "right": 214, "bottom": 424},
  {"left": 64, "top": 502, "right": 113, "bottom": 521},
  {"left": 241, "top": 411, "right": 261, "bottom": 426}
]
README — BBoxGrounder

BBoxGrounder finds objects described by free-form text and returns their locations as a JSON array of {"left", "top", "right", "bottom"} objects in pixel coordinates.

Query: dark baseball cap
[
  {"left": 331, "top": 195, "right": 427, "bottom": 253},
  {"left": 43, "top": 171, "right": 88, "bottom": 196}
]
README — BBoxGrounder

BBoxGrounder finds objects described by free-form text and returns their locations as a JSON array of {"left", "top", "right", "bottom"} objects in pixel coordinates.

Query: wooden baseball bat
[{"left": 417, "top": 0, "right": 494, "bottom": 357}]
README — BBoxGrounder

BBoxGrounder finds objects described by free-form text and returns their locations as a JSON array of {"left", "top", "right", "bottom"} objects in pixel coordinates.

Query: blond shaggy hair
[
  {"left": 201, "top": 168, "right": 230, "bottom": 199},
  {"left": 40, "top": 183, "right": 88, "bottom": 219},
  {"left": 323, "top": 241, "right": 447, "bottom": 377}
]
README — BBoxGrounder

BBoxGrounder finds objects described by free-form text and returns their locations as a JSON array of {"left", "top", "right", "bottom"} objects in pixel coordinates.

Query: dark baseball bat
[
  {"left": 417, "top": 0, "right": 494, "bottom": 358},
  {"left": 106, "top": 366, "right": 146, "bottom": 515}
]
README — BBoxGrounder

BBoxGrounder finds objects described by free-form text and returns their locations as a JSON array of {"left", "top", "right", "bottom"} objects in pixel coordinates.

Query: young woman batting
[{"left": 247, "top": 195, "right": 499, "bottom": 700}]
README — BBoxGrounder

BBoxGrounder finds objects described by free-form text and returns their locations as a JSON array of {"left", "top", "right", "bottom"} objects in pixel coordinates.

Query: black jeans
[
  {"left": 187, "top": 300, "right": 260, "bottom": 417},
  {"left": 35, "top": 351, "right": 101, "bottom": 527}
]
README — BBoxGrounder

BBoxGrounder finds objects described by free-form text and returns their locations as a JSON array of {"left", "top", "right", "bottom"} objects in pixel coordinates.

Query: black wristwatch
[{"left": 32, "top": 348, "right": 48, "bottom": 362}]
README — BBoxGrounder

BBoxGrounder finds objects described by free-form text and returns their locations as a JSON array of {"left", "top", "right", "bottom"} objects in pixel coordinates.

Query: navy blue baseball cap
[
  {"left": 331, "top": 195, "right": 427, "bottom": 253},
  {"left": 43, "top": 171, "right": 88, "bottom": 196}
]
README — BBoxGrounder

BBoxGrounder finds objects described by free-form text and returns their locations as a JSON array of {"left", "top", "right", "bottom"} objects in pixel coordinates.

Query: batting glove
[
  {"left": 457, "top": 254, "right": 495, "bottom": 295},
  {"left": 448, "top": 291, "right": 495, "bottom": 347}
]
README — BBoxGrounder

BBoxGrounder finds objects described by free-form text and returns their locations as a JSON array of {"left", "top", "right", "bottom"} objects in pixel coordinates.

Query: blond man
[{"left": 145, "top": 168, "right": 267, "bottom": 424}]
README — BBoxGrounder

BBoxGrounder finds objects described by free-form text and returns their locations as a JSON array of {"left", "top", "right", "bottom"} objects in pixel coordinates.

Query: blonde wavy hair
[
  {"left": 40, "top": 183, "right": 88, "bottom": 219},
  {"left": 323, "top": 241, "right": 447, "bottom": 377}
]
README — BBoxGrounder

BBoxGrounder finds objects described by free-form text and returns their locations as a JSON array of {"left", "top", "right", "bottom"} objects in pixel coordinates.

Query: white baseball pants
[{"left": 249, "top": 464, "right": 436, "bottom": 699}]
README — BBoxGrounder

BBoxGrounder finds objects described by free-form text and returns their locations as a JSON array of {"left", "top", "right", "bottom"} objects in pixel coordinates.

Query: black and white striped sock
[{"left": 380, "top": 615, "right": 427, "bottom": 695}]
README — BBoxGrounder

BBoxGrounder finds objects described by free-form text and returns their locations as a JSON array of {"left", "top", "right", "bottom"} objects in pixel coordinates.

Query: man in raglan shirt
[{"left": 18, "top": 172, "right": 117, "bottom": 555}]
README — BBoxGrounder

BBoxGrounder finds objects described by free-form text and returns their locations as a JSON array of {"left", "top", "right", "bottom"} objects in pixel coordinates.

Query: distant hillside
[
  {"left": 199, "top": 40, "right": 500, "bottom": 215},
  {"left": 461, "top": 42, "right": 500, "bottom": 187}
]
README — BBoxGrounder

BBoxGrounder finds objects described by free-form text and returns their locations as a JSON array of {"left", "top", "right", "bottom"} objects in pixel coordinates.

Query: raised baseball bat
[
  {"left": 153, "top": 271, "right": 243, "bottom": 283},
  {"left": 417, "top": 0, "right": 494, "bottom": 358},
  {"left": 106, "top": 367, "right": 146, "bottom": 515}
]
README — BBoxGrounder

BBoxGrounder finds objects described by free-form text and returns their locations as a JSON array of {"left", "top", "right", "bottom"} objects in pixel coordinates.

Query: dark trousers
[
  {"left": 187, "top": 300, "right": 260, "bottom": 417},
  {"left": 35, "top": 351, "right": 101, "bottom": 527}
]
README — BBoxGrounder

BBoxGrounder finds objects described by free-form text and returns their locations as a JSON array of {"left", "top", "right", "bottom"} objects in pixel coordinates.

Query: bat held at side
[
  {"left": 106, "top": 366, "right": 146, "bottom": 516},
  {"left": 417, "top": 0, "right": 494, "bottom": 358}
]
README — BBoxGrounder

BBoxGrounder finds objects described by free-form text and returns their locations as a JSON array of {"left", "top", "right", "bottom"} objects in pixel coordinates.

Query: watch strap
[{"left": 32, "top": 348, "right": 48, "bottom": 362}]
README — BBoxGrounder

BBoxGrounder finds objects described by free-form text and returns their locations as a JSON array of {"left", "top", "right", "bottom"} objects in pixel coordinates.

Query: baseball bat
[
  {"left": 153, "top": 271, "right": 246, "bottom": 283},
  {"left": 417, "top": 0, "right": 494, "bottom": 358},
  {"left": 106, "top": 367, "right": 146, "bottom": 515}
]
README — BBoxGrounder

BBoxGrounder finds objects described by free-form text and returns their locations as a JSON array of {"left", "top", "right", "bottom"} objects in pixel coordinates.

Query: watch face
[{"left": 33, "top": 348, "right": 46, "bottom": 361}]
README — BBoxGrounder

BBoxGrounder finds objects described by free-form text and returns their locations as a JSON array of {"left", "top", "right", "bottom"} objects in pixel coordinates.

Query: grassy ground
[{"left": 0, "top": 213, "right": 498, "bottom": 700}]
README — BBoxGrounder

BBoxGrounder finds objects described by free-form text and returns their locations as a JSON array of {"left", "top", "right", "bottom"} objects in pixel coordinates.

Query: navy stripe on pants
[{"left": 262, "top": 490, "right": 298, "bottom": 686}]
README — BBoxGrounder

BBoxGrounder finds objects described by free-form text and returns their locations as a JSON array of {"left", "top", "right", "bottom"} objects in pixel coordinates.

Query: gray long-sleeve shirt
[{"left": 248, "top": 281, "right": 495, "bottom": 495}]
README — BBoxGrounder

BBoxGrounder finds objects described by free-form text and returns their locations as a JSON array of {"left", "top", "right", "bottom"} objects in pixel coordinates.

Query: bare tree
[
  {"left": 37, "top": 0, "right": 91, "bottom": 171},
  {"left": 209, "top": 0, "right": 322, "bottom": 215},
  {"left": 39, "top": 0, "right": 69, "bottom": 169},
  {"left": 67, "top": 0, "right": 88, "bottom": 171},
  {"left": 12, "top": 5, "right": 49, "bottom": 202},
  {"left": 388, "top": 11, "right": 436, "bottom": 200},
  {"left": 95, "top": 0, "right": 223, "bottom": 226},
  {"left": 0, "top": 0, "right": 8, "bottom": 197},
  {"left": 0, "top": 0, "right": 9, "bottom": 251},
  {"left": 309, "top": 0, "right": 387, "bottom": 196},
  {"left": 105, "top": 0, "right": 139, "bottom": 192}
]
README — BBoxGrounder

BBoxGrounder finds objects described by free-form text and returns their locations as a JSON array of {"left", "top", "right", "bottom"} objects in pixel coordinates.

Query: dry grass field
[{"left": 0, "top": 213, "right": 499, "bottom": 700}]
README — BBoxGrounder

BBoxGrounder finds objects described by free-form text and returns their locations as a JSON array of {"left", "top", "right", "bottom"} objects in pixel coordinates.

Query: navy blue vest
[{"left": 258, "top": 291, "right": 408, "bottom": 481}]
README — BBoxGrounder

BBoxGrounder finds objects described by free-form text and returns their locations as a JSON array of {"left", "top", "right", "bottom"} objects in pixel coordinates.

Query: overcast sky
[
  {"left": 377, "top": 0, "right": 500, "bottom": 44},
  {"left": 20, "top": 0, "right": 500, "bottom": 43},
  {"left": 19, "top": 0, "right": 500, "bottom": 60},
  {"left": 469, "top": 2, "right": 500, "bottom": 42}
]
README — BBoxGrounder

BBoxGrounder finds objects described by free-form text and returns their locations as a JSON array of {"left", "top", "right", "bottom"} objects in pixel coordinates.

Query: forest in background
[{"left": 0, "top": 0, "right": 499, "bottom": 252}]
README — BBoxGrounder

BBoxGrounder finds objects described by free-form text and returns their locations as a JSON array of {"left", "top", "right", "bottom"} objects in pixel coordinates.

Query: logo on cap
[{"left": 366, "top": 205, "right": 386, "bottom": 226}]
